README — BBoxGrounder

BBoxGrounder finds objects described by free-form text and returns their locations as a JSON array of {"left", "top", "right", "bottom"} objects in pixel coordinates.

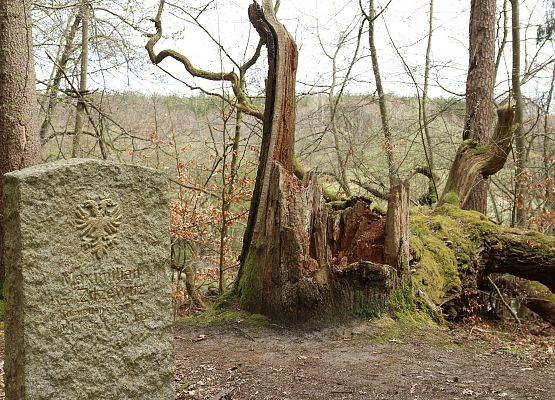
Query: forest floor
[{"left": 0, "top": 317, "right": 553, "bottom": 400}]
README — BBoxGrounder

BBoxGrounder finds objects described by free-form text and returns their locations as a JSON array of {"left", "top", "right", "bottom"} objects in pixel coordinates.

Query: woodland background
[{"left": 17, "top": 0, "right": 555, "bottom": 313}]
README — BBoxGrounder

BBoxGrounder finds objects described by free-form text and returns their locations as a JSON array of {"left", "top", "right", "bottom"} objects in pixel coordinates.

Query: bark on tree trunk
[
  {"left": 439, "top": 106, "right": 515, "bottom": 207},
  {"left": 462, "top": 0, "right": 496, "bottom": 213},
  {"left": 0, "top": 0, "right": 42, "bottom": 283},
  {"left": 384, "top": 179, "right": 409, "bottom": 275},
  {"left": 482, "top": 232, "right": 555, "bottom": 293}
]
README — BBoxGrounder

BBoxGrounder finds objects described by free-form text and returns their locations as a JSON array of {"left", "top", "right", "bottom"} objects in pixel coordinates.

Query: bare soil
[
  {"left": 171, "top": 318, "right": 554, "bottom": 400},
  {"left": 1, "top": 319, "right": 554, "bottom": 400}
]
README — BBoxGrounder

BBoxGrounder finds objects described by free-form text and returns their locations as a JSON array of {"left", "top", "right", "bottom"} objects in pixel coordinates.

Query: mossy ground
[{"left": 177, "top": 308, "right": 268, "bottom": 328}]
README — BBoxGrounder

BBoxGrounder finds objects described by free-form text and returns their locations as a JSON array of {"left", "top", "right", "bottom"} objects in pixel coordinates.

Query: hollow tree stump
[{"left": 235, "top": 1, "right": 408, "bottom": 321}]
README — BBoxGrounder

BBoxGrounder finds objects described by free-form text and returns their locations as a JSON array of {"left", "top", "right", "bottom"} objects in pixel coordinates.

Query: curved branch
[
  {"left": 145, "top": 0, "right": 263, "bottom": 120},
  {"left": 439, "top": 105, "right": 516, "bottom": 207}
]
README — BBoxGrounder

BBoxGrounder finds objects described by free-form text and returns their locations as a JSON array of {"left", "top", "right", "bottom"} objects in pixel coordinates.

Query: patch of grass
[
  {"left": 177, "top": 308, "right": 268, "bottom": 328},
  {"left": 501, "top": 345, "right": 525, "bottom": 360},
  {"left": 357, "top": 316, "right": 439, "bottom": 345},
  {"left": 179, "top": 380, "right": 192, "bottom": 390}
]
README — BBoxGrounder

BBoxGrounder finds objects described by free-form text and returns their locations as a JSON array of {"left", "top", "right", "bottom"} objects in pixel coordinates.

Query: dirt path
[
  {"left": 173, "top": 320, "right": 554, "bottom": 400},
  {"left": 0, "top": 319, "right": 553, "bottom": 399}
]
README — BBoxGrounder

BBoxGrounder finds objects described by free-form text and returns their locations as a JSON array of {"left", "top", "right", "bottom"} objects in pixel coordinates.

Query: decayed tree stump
[{"left": 236, "top": 1, "right": 408, "bottom": 321}]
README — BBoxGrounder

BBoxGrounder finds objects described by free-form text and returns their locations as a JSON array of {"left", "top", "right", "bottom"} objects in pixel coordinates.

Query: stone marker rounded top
[{"left": 4, "top": 158, "right": 165, "bottom": 180}]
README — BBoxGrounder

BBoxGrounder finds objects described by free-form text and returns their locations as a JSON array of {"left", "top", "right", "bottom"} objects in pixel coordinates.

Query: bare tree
[
  {"left": 422, "top": 0, "right": 435, "bottom": 172},
  {"left": 39, "top": 10, "right": 81, "bottom": 141}
]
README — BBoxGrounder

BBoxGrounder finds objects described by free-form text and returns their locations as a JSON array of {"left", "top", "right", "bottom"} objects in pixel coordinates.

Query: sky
[
  {"left": 37, "top": 0, "right": 554, "bottom": 99},
  {"left": 132, "top": 0, "right": 474, "bottom": 97}
]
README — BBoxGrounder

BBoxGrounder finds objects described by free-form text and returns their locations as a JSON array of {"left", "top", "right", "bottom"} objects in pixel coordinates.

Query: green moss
[
  {"left": 327, "top": 200, "right": 348, "bottom": 209},
  {"left": 177, "top": 309, "right": 268, "bottom": 327},
  {"left": 409, "top": 211, "right": 463, "bottom": 304},
  {"left": 442, "top": 191, "right": 460, "bottom": 206},
  {"left": 371, "top": 204, "right": 387, "bottom": 216},
  {"left": 237, "top": 251, "right": 257, "bottom": 308},
  {"left": 0, "top": 299, "right": 4, "bottom": 321},
  {"left": 213, "top": 287, "right": 238, "bottom": 310},
  {"left": 352, "top": 294, "right": 384, "bottom": 319},
  {"left": 470, "top": 145, "right": 488, "bottom": 155},
  {"left": 407, "top": 203, "right": 555, "bottom": 313},
  {"left": 389, "top": 285, "right": 435, "bottom": 326}
]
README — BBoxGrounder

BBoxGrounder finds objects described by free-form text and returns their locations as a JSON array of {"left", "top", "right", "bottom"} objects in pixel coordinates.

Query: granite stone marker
[{"left": 3, "top": 159, "right": 173, "bottom": 399}]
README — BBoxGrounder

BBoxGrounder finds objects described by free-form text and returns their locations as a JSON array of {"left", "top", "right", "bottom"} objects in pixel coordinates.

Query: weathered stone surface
[{"left": 3, "top": 159, "right": 173, "bottom": 400}]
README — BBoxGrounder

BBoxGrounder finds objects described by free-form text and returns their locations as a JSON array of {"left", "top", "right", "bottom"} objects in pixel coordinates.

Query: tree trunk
[
  {"left": 439, "top": 106, "right": 515, "bottom": 207},
  {"left": 367, "top": 0, "right": 396, "bottom": 186},
  {"left": 413, "top": 204, "right": 555, "bottom": 325},
  {"left": 72, "top": 0, "right": 89, "bottom": 158},
  {"left": 542, "top": 66, "right": 554, "bottom": 234},
  {"left": 422, "top": 0, "right": 435, "bottom": 172},
  {"left": 510, "top": 0, "right": 527, "bottom": 227},
  {"left": 481, "top": 232, "right": 555, "bottom": 293},
  {"left": 384, "top": 179, "right": 409, "bottom": 274},
  {"left": 40, "top": 11, "right": 81, "bottom": 142},
  {"left": 236, "top": 1, "right": 404, "bottom": 321},
  {"left": 462, "top": 0, "right": 496, "bottom": 213},
  {"left": 0, "top": 0, "right": 42, "bottom": 283}
]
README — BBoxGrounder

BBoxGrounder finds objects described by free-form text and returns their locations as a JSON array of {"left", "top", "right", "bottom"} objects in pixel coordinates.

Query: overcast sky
[{"left": 85, "top": 0, "right": 553, "bottom": 99}]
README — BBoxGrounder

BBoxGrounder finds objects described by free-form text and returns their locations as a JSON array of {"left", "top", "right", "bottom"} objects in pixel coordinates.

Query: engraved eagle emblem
[{"left": 75, "top": 198, "right": 122, "bottom": 259}]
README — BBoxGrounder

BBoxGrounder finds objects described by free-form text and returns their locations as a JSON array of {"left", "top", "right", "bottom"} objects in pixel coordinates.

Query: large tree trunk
[
  {"left": 236, "top": 1, "right": 406, "bottom": 321},
  {"left": 462, "top": 0, "right": 496, "bottom": 213},
  {"left": 0, "top": 0, "right": 42, "bottom": 283}
]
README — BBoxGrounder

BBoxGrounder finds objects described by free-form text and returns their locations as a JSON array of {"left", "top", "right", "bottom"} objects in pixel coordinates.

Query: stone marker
[{"left": 3, "top": 159, "right": 173, "bottom": 400}]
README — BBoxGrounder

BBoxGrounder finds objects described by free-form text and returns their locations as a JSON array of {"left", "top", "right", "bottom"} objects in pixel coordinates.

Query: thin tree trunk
[
  {"left": 367, "top": 0, "right": 396, "bottom": 185},
  {"left": 0, "top": 0, "right": 42, "bottom": 284},
  {"left": 72, "top": 0, "right": 89, "bottom": 158},
  {"left": 329, "top": 38, "right": 351, "bottom": 196},
  {"left": 422, "top": 0, "right": 435, "bottom": 171},
  {"left": 384, "top": 179, "right": 409, "bottom": 275},
  {"left": 495, "top": 0, "right": 509, "bottom": 76},
  {"left": 40, "top": 11, "right": 81, "bottom": 142},
  {"left": 542, "top": 66, "right": 555, "bottom": 233},
  {"left": 462, "top": 0, "right": 496, "bottom": 213},
  {"left": 510, "top": 0, "right": 527, "bottom": 227}
]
